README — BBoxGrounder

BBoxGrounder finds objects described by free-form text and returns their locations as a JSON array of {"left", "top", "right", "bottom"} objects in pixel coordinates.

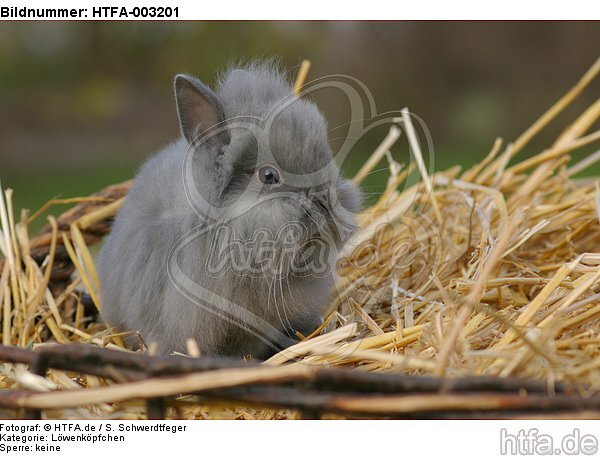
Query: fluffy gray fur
[{"left": 98, "top": 61, "right": 361, "bottom": 358}]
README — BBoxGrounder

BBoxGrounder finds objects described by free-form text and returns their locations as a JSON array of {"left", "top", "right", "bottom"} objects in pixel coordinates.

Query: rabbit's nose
[{"left": 308, "top": 188, "right": 332, "bottom": 213}]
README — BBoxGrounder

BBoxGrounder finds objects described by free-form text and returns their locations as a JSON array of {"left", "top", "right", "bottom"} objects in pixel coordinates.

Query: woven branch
[
  {"left": 0, "top": 344, "right": 593, "bottom": 419},
  {"left": 28, "top": 181, "right": 131, "bottom": 281}
]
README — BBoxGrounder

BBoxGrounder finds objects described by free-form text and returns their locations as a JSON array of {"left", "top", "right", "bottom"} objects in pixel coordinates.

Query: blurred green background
[{"left": 0, "top": 22, "right": 599, "bottom": 231}]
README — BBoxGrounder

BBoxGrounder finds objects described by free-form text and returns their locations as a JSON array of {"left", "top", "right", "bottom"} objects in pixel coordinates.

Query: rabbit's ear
[{"left": 174, "top": 74, "right": 229, "bottom": 146}]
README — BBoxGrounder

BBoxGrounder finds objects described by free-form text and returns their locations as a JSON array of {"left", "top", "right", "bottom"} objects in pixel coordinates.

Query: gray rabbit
[{"left": 98, "top": 61, "right": 361, "bottom": 358}]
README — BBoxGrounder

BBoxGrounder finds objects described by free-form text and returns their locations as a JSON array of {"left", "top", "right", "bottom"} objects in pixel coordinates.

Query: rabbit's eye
[{"left": 257, "top": 165, "right": 281, "bottom": 186}]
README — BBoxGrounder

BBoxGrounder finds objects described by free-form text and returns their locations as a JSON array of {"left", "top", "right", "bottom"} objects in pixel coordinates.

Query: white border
[{"left": 1, "top": 0, "right": 599, "bottom": 20}]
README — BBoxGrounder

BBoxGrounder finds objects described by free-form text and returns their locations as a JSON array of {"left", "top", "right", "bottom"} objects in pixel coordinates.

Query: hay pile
[{"left": 0, "top": 59, "right": 599, "bottom": 419}]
